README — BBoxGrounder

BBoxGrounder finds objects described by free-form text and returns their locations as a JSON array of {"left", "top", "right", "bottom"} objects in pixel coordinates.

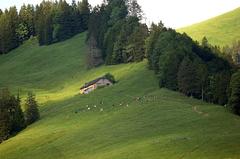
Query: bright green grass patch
[
  {"left": 0, "top": 32, "right": 240, "bottom": 159},
  {"left": 178, "top": 7, "right": 240, "bottom": 47}
]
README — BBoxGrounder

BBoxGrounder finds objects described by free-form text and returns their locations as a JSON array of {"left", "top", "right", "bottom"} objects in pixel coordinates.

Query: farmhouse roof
[{"left": 80, "top": 76, "right": 110, "bottom": 89}]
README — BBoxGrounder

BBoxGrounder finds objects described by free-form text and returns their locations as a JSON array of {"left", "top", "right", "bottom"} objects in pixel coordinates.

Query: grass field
[
  {"left": 178, "top": 7, "right": 240, "bottom": 47},
  {"left": 0, "top": 32, "right": 240, "bottom": 159}
]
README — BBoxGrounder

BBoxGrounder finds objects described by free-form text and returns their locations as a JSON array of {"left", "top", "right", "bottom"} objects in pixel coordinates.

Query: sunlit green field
[
  {"left": 178, "top": 7, "right": 240, "bottom": 47},
  {"left": 0, "top": 32, "right": 240, "bottom": 159}
]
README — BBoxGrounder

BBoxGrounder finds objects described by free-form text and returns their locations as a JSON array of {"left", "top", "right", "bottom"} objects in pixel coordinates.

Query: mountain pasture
[{"left": 0, "top": 33, "right": 240, "bottom": 159}]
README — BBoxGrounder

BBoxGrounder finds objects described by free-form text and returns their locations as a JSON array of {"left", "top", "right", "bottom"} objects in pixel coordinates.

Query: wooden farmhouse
[{"left": 80, "top": 76, "right": 113, "bottom": 94}]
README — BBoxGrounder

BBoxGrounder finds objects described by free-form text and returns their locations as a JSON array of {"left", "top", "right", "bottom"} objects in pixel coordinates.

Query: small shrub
[{"left": 104, "top": 73, "right": 116, "bottom": 83}]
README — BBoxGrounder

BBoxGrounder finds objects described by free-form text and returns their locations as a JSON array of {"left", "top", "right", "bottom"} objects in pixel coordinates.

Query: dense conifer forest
[{"left": 0, "top": 0, "right": 90, "bottom": 53}]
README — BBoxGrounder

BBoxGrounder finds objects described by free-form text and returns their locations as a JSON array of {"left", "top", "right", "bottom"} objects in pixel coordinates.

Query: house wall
[
  {"left": 80, "top": 84, "right": 96, "bottom": 94},
  {"left": 80, "top": 79, "right": 113, "bottom": 94}
]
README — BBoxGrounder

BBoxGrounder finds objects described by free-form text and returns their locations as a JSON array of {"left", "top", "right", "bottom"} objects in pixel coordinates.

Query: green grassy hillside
[
  {"left": 178, "top": 7, "right": 240, "bottom": 47},
  {"left": 0, "top": 32, "right": 240, "bottom": 159}
]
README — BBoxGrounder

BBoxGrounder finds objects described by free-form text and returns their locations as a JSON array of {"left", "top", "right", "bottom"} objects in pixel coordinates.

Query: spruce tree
[
  {"left": 0, "top": 13, "right": 4, "bottom": 54},
  {"left": 127, "top": 23, "right": 148, "bottom": 62},
  {"left": 228, "top": 71, "right": 240, "bottom": 115},
  {"left": 177, "top": 56, "right": 199, "bottom": 96},
  {"left": 159, "top": 51, "right": 182, "bottom": 90},
  {"left": 0, "top": 108, "right": 10, "bottom": 142},
  {"left": 145, "top": 22, "right": 165, "bottom": 70},
  {"left": 19, "top": 4, "right": 35, "bottom": 40},
  {"left": 78, "top": 0, "right": 90, "bottom": 30},
  {"left": 36, "top": 1, "right": 54, "bottom": 45},
  {"left": 24, "top": 92, "right": 40, "bottom": 125},
  {"left": 10, "top": 93, "right": 25, "bottom": 133},
  {"left": 7, "top": 7, "right": 20, "bottom": 50},
  {"left": 195, "top": 62, "right": 208, "bottom": 100},
  {"left": 0, "top": 89, "right": 11, "bottom": 142}
]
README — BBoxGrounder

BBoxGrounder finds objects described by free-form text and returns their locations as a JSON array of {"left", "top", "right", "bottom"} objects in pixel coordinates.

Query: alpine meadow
[
  {"left": 0, "top": 0, "right": 240, "bottom": 159},
  {"left": 178, "top": 7, "right": 240, "bottom": 47}
]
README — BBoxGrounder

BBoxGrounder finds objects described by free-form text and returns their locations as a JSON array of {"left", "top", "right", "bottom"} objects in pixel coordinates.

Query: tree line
[
  {"left": 87, "top": 0, "right": 148, "bottom": 67},
  {"left": 146, "top": 23, "right": 240, "bottom": 113},
  {"left": 0, "top": 89, "right": 39, "bottom": 143},
  {"left": 0, "top": 0, "right": 90, "bottom": 54}
]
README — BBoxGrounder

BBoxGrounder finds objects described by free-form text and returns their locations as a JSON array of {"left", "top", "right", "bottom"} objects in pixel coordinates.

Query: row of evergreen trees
[
  {"left": 146, "top": 23, "right": 237, "bottom": 107},
  {"left": 87, "top": 0, "right": 148, "bottom": 66},
  {"left": 0, "top": 89, "right": 39, "bottom": 143},
  {"left": 0, "top": 0, "right": 90, "bottom": 54},
  {"left": 229, "top": 71, "right": 240, "bottom": 115},
  {"left": 36, "top": 0, "right": 90, "bottom": 45}
]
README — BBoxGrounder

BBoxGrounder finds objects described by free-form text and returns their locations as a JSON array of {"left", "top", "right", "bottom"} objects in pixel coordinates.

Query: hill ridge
[{"left": 178, "top": 7, "right": 240, "bottom": 46}]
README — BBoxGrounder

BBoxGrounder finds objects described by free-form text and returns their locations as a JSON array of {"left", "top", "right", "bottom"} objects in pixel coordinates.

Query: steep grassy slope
[
  {"left": 178, "top": 7, "right": 240, "bottom": 47},
  {"left": 0, "top": 33, "right": 240, "bottom": 159}
]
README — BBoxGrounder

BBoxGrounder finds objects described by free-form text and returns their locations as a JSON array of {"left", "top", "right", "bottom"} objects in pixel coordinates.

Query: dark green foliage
[
  {"left": 228, "top": 71, "right": 240, "bottom": 115},
  {"left": 0, "top": 89, "right": 25, "bottom": 143},
  {"left": 105, "top": 17, "right": 147, "bottom": 64},
  {"left": 9, "top": 93, "right": 25, "bottom": 134},
  {"left": 24, "top": 92, "right": 40, "bottom": 125},
  {"left": 147, "top": 25, "right": 233, "bottom": 105},
  {"left": 19, "top": 4, "right": 35, "bottom": 41},
  {"left": 36, "top": 2, "right": 54, "bottom": 45},
  {"left": 177, "top": 57, "right": 199, "bottom": 96},
  {"left": 16, "top": 23, "right": 29, "bottom": 42},
  {"left": 208, "top": 71, "right": 231, "bottom": 105},
  {"left": 127, "top": 23, "right": 148, "bottom": 62},
  {"left": 7, "top": 7, "right": 20, "bottom": 51},
  {"left": 0, "top": 0, "right": 90, "bottom": 53},
  {"left": 87, "top": 0, "right": 147, "bottom": 65},
  {"left": 195, "top": 61, "right": 208, "bottom": 100},
  {"left": 145, "top": 22, "right": 165, "bottom": 70},
  {"left": 35, "top": 0, "right": 90, "bottom": 45},
  {"left": 53, "top": 0, "right": 73, "bottom": 41},
  {"left": 104, "top": 73, "right": 116, "bottom": 83},
  {"left": 107, "top": 0, "right": 128, "bottom": 26},
  {"left": 0, "top": 7, "right": 19, "bottom": 54},
  {"left": 78, "top": 0, "right": 90, "bottom": 31},
  {"left": 104, "top": 20, "right": 124, "bottom": 64},
  {"left": 159, "top": 50, "right": 182, "bottom": 90},
  {"left": 0, "top": 89, "right": 11, "bottom": 142}
]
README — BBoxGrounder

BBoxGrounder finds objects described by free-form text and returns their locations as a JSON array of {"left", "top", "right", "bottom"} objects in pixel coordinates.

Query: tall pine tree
[
  {"left": 229, "top": 71, "right": 240, "bottom": 115},
  {"left": 177, "top": 56, "right": 199, "bottom": 96},
  {"left": 24, "top": 92, "right": 40, "bottom": 125}
]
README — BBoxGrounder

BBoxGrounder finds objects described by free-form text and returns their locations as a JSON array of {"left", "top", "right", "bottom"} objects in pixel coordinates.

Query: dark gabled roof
[{"left": 80, "top": 76, "right": 110, "bottom": 89}]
